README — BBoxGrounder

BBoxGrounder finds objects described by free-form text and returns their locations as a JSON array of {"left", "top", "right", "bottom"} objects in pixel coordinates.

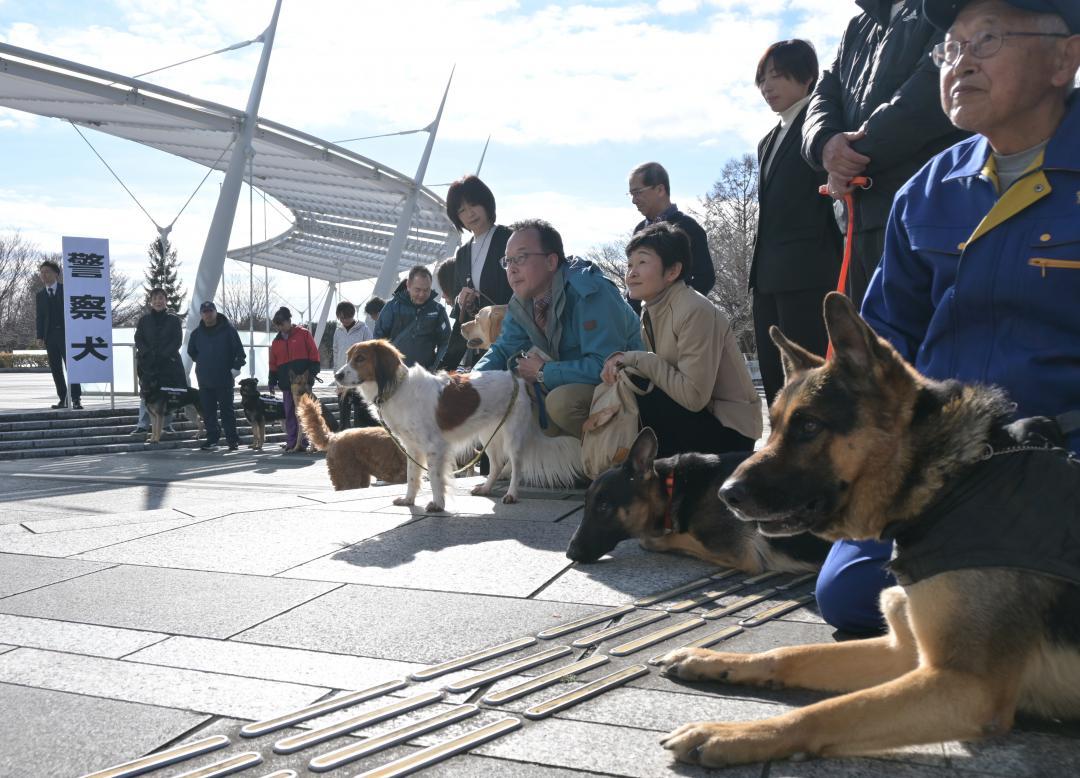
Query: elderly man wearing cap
[
  {"left": 186, "top": 301, "right": 246, "bottom": 451},
  {"left": 813, "top": 0, "right": 1080, "bottom": 636}
]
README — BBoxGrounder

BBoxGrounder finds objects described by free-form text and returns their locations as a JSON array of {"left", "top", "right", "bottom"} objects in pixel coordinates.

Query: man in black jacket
[
  {"left": 186, "top": 301, "right": 246, "bottom": 451},
  {"left": 628, "top": 162, "right": 716, "bottom": 298},
  {"left": 34, "top": 260, "right": 82, "bottom": 409},
  {"left": 373, "top": 267, "right": 451, "bottom": 370},
  {"left": 753, "top": 40, "right": 843, "bottom": 405},
  {"left": 132, "top": 287, "right": 187, "bottom": 434},
  {"left": 802, "top": 0, "right": 968, "bottom": 304}
]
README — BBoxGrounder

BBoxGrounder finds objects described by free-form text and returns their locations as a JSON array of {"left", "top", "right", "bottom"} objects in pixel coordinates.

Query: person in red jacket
[{"left": 268, "top": 306, "right": 321, "bottom": 451}]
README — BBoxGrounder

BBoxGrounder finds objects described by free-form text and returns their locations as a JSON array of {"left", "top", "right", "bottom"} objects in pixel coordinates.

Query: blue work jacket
[{"left": 862, "top": 96, "right": 1080, "bottom": 452}]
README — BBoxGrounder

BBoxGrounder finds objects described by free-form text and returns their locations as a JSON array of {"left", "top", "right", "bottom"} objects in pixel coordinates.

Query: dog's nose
[
  {"left": 719, "top": 479, "right": 748, "bottom": 508},
  {"left": 334, "top": 369, "right": 345, "bottom": 382}
]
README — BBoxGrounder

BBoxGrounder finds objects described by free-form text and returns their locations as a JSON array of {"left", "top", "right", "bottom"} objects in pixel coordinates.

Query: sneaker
[
  {"left": 227, "top": 442, "right": 239, "bottom": 451},
  {"left": 129, "top": 427, "right": 147, "bottom": 436},
  {"left": 199, "top": 442, "right": 218, "bottom": 451},
  {"left": 51, "top": 403, "right": 65, "bottom": 409},
  {"left": 71, "top": 402, "right": 83, "bottom": 410}
]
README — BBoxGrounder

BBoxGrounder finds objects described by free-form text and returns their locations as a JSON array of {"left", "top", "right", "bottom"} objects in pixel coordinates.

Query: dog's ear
[
  {"left": 372, "top": 341, "right": 402, "bottom": 397},
  {"left": 823, "top": 292, "right": 894, "bottom": 373},
  {"left": 625, "top": 427, "right": 658, "bottom": 478},
  {"left": 770, "top": 326, "right": 824, "bottom": 379}
]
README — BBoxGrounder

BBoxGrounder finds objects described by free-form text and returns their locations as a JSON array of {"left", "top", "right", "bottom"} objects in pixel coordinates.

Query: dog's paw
[
  {"left": 425, "top": 501, "right": 445, "bottom": 513},
  {"left": 501, "top": 493, "right": 518, "bottom": 504},
  {"left": 656, "top": 648, "right": 778, "bottom": 687},
  {"left": 470, "top": 484, "right": 491, "bottom": 496},
  {"left": 660, "top": 720, "right": 800, "bottom": 767},
  {"left": 392, "top": 497, "right": 415, "bottom": 506}
]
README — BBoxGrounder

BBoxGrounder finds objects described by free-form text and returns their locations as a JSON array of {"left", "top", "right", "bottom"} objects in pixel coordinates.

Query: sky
[{"left": 0, "top": 0, "right": 857, "bottom": 319}]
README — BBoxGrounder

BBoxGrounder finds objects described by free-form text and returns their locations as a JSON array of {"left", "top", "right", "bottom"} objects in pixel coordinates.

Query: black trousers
[
  {"left": 199, "top": 385, "right": 238, "bottom": 445},
  {"left": 633, "top": 377, "right": 754, "bottom": 459},
  {"left": 845, "top": 227, "right": 886, "bottom": 309},
  {"left": 339, "top": 388, "right": 378, "bottom": 429},
  {"left": 753, "top": 286, "right": 832, "bottom": 406},
  {"left": 45, "top": 333, "right": 81, "bottom": 403}
]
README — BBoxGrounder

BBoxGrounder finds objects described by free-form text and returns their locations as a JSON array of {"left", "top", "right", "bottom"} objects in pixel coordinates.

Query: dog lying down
[
  {"left": 335, "top": 339, "right": 583, "bottom": 512},
  {"left": 567, "top": 428, "right": 830, "bottom": 574},
  {"left": 296, "top": 394, "right": 407, "bottom": 490},
  {"left": 653, "top": 292, "right": 1080, "bottom": 767}
]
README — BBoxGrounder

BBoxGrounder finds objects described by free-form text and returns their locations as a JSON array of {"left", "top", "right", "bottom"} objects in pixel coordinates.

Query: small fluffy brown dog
[
  {"left": 460, "top": 304, "right": 507, "bottom": 350},
  {"left": 296, "top": 394, "right": 407, "bottom": 490}
]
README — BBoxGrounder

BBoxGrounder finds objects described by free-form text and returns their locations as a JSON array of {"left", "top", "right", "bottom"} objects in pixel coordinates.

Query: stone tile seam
[
  {"left": 0, "top": 646, "right": 334, "bottom": 700},
  {"left": 58, "top": 516, "right": 229, "bottom": 559},
  {"left": 464, "top": 751, "right": 631, "bottom": 778},
  {"left": 22, "top": 514, "right": 202, "bottom": 535},
  {"left": 266, "top": 512, "right": 432, "bottom": 579},
  {"left": 222, "top": 582, "right": 349, "bottom": 641},
  {"left": 0, "top": 562, "right": 120, "bottom": 602},
  {"left": 1, "top": 470, "right": 328, "bottom": 500},
  {"left": 524, "top": 561, "right": 583, "bottom": 601},
  {"left": 0, "top": 674, "right": 229, "bottom": 720}
]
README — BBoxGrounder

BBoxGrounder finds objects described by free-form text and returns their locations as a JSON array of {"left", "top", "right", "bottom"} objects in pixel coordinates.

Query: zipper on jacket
[{"left": 1029, "top": 257, "right": 1080, "bottom": 277}]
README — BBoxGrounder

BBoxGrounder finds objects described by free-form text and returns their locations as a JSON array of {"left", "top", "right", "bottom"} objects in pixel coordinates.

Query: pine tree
[{"left": 142, "top": 238, "right": 186, "bottom": 313}]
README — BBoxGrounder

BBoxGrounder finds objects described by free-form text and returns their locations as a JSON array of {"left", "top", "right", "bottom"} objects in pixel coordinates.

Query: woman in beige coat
[{"left": 601, "top": 223, "right": 762, "bottom": 458}]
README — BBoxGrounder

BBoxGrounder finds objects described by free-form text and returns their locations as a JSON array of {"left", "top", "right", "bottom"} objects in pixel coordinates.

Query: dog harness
[{"left": 883, "top": 419, "right": 1080, "bottom": 587}]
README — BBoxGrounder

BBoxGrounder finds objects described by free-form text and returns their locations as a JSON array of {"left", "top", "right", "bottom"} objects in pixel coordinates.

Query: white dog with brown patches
[{"left": 335, "top": 339, "right": 583, "bottom": 513}]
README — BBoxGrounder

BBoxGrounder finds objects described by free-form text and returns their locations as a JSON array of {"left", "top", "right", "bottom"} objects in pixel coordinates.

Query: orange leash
[{"left": 819, "top": 175, "right": 871, "bottom": 359}]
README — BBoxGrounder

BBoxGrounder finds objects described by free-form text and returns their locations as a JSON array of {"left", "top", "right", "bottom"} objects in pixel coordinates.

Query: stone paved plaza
[{"left": 1, "top": 425, "right": 1078, "bottom": 777}]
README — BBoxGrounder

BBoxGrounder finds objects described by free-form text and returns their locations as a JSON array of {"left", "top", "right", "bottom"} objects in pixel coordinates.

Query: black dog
[
  {"left": 237, "top": 377, "right": 287, "bottom": 451},
  {"left": 567, "top": 428, "right": 830, "bottom": 573},
  {"left": 140, "top": 377, "right": 202, "bottom": 443}
]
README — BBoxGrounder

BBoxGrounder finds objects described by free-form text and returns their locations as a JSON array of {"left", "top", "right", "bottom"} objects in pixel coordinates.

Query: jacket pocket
[
  {"left": 1014, "top": 219, "right": 1080, "bottom": 352},
  {"left": 1028, "top": 258, "right": 1080, "bottom": 276}
]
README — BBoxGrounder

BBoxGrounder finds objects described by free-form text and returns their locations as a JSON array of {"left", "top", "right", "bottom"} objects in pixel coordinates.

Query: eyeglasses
[
  {"left": 930, "top": 30, "right": 1069, "bottom": 68},
  {"left": 500, "top": 252, "right": 550, "bottom": 269},
  {"left": 627, "top": 185, "right": 657, "bottom": 198}
]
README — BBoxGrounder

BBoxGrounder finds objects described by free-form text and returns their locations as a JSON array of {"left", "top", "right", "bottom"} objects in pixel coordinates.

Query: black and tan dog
[
  {"left": 655, "top": 292, "right": 1080, "bottom": 767},
  {"left": 237, "top": 377, "right": 286, "bottom": 451},
  {"left": 566, "top": 428, "right": 829, "bottom": 573},
  {"left": 140, "top": 377, "right": 202, "bottom": 443}
]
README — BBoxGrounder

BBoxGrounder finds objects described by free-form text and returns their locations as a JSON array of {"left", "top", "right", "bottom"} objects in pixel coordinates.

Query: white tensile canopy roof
[{"left": 0, "top": 42, "right": 460, "bottom": 283}]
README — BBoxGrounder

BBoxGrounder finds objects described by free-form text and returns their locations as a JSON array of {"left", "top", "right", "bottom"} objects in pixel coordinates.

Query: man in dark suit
[
  {"left": 628, "top": 162, "right": 716, "bottom": 298},
  {"left": 751, "top": 39, "right": 843, "bottom": 405},
  {"left": 35, "top": 260, "right": 82, "bottom": 410}
]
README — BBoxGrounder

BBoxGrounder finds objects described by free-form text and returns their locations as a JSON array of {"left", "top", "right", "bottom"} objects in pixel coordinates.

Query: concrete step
[{"left": 0, "top": 431, "right": 295, "bottom": 460}]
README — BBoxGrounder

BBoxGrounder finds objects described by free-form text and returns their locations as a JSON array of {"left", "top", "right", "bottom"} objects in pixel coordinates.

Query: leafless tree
[
  {"left": 218, "top": 273, "right": 279, "bottom": 330},
  {"left": 88, "top": 260, "right": 143, "bottom": 327},
  {"left": 696, "top": 154, "right": 759, "bottom": 354},
  {"left": 582, "top": 234, "right": 630, "bottom": 295},
  {"left": 0, "top": 232, "right": 41, "bottom": 351}
]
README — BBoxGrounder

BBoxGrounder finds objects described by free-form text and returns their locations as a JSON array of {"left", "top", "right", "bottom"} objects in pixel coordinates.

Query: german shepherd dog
[
  {"left": 237, "top": 377, "right": 286, "bottom": 451},
  {"left": 655, "top": 293, "right": 1080, "bottom": 767},
  {"left": 566, "top": 428, "right": 830, "bottom": 573},
  {"left": 140, "top": 377, "right": 202, "bottom": 444},
  {"left": 287, "top": 370, "right": 339, "bottom": 453}
]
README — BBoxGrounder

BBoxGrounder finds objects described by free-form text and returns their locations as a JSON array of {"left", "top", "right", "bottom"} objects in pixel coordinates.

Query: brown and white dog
[
  {"left": 335, "top": 339, "right": 583, "bottom": 512},
  {"left": 460, "top": 304, "right": 507, "bottom": 351}
]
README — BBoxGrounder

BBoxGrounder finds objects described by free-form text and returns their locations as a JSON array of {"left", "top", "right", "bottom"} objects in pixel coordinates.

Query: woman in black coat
[
  {"left": 751, "top": 39, "right": 842, "bottom": 405},
  {"left": 438, "top": 175, "right": 513, "bottom": 371}
]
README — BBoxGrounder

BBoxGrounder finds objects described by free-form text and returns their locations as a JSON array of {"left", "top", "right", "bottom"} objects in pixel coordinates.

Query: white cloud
[
  {"left": 0, "top": 0, "right": 846, "bottom": 147},
  {"left": 656, "top": 0, "right": 701, "bottom": 14}
]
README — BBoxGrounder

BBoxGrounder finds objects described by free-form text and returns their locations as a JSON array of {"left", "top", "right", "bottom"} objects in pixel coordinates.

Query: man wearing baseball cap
[
  {"left": 815, "top": 0, "right": 1080, "bottom": 635},
  {"left": 186, "top": 300, "right": 246, "bottom": 451}
]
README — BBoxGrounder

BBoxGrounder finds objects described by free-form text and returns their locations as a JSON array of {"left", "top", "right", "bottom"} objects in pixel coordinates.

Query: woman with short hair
[
  {"left": 601, "top": 222, "right": 762, "bottom": 458},
  {"left": 440, "top": 175, "right": 513, "bottom": 370}
]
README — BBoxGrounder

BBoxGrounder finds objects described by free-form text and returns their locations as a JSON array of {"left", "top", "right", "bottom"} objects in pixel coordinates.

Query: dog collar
[{"left": 662, "top": 471, "right": 676, "bottom": 535}]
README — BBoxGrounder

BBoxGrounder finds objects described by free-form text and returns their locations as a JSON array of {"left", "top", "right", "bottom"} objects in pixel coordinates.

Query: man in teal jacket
[
  {"left": 816, "top": 0, "right": 1080, "bottom": 636},
  {"left": 475, "top": 218, "right": 643, "bottom": 438}
]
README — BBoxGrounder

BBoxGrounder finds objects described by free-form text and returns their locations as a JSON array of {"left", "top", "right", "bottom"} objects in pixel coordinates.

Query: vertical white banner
[{"left": 61, "top": 236, "right": 114, "bottom": 384}]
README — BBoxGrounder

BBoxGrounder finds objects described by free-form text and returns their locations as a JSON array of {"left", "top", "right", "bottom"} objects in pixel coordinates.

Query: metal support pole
[
  {"left": 181, "top": 0, "right": 283, "bottom": 373},
  {"left": 313, "top": 280, "right": 336, "bottom": 367},
  {"left": 247, "top": 155, "right": 256, "bottom": 377},
  {"left": 371, "top": 67, "right": 453, "bottom": 300},
  {"left": 307, "top": 275, "right": 312, "bottom": 330}
]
